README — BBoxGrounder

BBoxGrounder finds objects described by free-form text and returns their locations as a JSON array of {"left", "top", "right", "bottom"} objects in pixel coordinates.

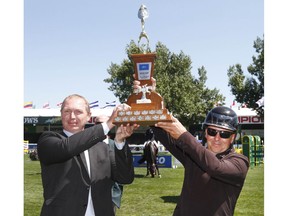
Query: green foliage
[
  {"left": 104, "top": 41, "right": 225, "bottom": 128},
  {"left": 227, "top": 36, "right": 264, "bottom": 118},
  {"left": 24, "top": 154, "right": 264, "bottom": 216}
]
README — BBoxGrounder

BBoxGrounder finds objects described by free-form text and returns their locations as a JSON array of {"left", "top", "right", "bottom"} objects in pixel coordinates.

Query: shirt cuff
[
  {"left": 101, "top": 122, "right": 110, "bottom": 135},
  {"left": 114, "top": 141, "right": 125, "bottom": 150},
  {"left": 101, "top": 123, "right": 125, "bottom": 150}
]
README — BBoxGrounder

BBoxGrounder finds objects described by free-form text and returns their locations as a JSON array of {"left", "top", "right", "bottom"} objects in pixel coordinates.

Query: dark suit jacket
[{"left": 37, "top": 124, "right": 134, "bottom": 216}]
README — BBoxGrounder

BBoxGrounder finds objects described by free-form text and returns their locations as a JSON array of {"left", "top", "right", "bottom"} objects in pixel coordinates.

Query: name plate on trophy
[
  {"left": 137, "top": 62, "right": 152, "bottom": 80},
  {"left": 113, "top": 5, "right": 172, "bottom": 126}
]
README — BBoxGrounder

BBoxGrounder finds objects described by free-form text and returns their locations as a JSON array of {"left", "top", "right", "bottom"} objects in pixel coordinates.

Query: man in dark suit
[{"left": 37, "top": 94, "right": 139, "bottom": 216}]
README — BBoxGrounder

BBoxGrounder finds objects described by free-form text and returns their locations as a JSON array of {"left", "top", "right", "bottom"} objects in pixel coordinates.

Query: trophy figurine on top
[{"left": 113, "top": 4, "right": 172, "bottom": 126}]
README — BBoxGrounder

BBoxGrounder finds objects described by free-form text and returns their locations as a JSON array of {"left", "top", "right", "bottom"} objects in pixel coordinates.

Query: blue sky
[{"left": 24, "top": 0, "right": 264, "bottom": 108}]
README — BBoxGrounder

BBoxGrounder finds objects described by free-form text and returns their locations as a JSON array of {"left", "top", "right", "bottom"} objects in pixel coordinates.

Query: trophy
[{"left": 113, "top": 5, "right": 172, "bottom": 126}]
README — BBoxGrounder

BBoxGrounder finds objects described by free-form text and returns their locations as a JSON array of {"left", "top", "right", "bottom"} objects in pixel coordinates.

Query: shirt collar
[
  {"left": 63, "top": 129, "right": 73, "bottom": 137},
  {"left": 215, "top": 145, "right": 233, "bottom": 159}
]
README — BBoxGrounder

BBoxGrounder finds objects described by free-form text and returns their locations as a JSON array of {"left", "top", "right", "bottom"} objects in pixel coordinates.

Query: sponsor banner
[
  {"left": 238, "top": 116, "right": 264, "bottom": 124},
  {"left": 24, "top": 115, "right": 264, "bottom": 126},
  {"left": 133, "top": 155, "right": 172, "bottom": 168},
  {"left": 24, "top": 117, "right": 62, "bottom": 124},
  {"left": 87, "top": 117, "right": 98, "bottom": 124}
]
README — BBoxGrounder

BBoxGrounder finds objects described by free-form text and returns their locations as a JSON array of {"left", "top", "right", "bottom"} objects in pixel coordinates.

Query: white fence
[{"left": 129, "top": 144, "right": 167, "bottom": 154}]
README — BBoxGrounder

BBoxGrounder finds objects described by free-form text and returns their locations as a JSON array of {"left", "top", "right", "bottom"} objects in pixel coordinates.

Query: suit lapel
[
  {"left": 88, "top": 147, "right": 97, "bottom": 181},
  {"left": 61, "top": 131, "right": 91, "bottom": 183}
]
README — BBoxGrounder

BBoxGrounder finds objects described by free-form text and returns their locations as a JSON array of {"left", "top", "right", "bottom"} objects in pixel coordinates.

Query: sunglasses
[{"left": 206, "top": 128, "right": 234, "bottom": 139}]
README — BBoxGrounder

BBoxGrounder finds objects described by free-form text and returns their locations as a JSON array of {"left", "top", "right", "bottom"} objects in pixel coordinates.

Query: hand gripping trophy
[{"left": 113, "top": 5, "right": 172, "bottom": 126}]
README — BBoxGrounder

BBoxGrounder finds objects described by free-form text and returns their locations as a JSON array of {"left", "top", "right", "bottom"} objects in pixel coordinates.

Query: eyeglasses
[{"left": 206, "top": 128, "right": 234, "bottom": 139}]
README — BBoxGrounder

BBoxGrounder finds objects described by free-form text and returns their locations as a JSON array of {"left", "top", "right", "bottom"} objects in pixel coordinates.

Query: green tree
[
  {"left": 227, "top": 36, "right": 264, "bottom": 118},
  {"left": 104, "top": 41, "right": 225, "bottom": 128}
]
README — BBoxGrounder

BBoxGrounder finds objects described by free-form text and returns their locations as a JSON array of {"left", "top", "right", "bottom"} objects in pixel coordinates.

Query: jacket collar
[{"left": 215, "top": 145, "right": 233, "bottom": 159}]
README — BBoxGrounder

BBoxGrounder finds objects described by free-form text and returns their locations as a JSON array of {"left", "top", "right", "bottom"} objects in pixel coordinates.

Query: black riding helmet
[{"left": 202, "top": 106, "right": 238, "bottom": 132}]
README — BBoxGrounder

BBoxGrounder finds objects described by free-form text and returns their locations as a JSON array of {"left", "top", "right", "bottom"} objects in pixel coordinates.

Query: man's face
[
  {"left": 61, "top": 97, "right": 91, "bottom": 134},
  {"left": 205, "top": 126, "right": 235, "bottom": 154}
]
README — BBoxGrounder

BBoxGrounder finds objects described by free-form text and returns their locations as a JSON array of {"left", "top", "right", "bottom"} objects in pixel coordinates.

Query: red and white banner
[
  {"left": 43, "top": 102, "right": 50, "bottom": 109},
  {"left": 238, "top": 116, "right": 263, "bottom": 124}
]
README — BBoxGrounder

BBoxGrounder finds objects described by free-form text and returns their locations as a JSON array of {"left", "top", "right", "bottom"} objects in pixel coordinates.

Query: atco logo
[
  {"left": 133, "top": 155, "right": 172, "bottom": 168},
  {"left": 238, "top": 116, "right": 263, "bottom": 124},
  {"left": 156, "top": 156, "right": 166, "bottom": 165}
]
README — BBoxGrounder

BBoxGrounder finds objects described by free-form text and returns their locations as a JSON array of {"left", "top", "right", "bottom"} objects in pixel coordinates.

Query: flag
[
  {"left": 24, "top": 101, "right": 33, "bottom": 109},
  {"left": 89, "top": 101, "right": 99, "bottom": 108},
  {"left": 256, "top": 97, "right": 264, "bottom": 107},
  {"left": 43, "top": 102, "right": 50, "bottom": 109},
  {"left": 229, "top": 100, "right": 236, "bottom": 108},
  {"left": 101, "top": 101, "right": 116, "bottom": 108},
  {"left": 57, "top": 102, "right": 63, "bottom": 107}
]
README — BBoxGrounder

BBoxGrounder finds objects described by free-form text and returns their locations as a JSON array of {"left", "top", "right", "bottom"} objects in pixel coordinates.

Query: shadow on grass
[
  {"left": 134, "top": 174, "right": 146, "bottom": 178},
  {"left": 160, "top": 195, "right": 179, "bottom": 203},
  {"left": 26, "top": 172, "right": 41, "bottom": 175}
]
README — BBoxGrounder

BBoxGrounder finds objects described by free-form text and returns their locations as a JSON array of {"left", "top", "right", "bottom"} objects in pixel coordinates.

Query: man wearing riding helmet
[
  {"left": 133, "top": 77, "right": 249, "bottom": 215},
  {"left": 152, "top": 105, "right": 249, "bottom": 216}
]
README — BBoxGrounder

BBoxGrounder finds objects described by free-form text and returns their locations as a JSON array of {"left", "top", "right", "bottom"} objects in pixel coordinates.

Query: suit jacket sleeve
[
  {"left": 109, "top": 139, "right": 134, "bottom": 184},
  {"left": 151, "top": 126, "right": 188, "bottom": 165},
  {"left": 37, "top": 124, "right": 107, "bottom": 165},
  {"left": 176, "top": 131, "right": 249, "bottom": 186},
  {"left": 152, "top": 126, "right": 249, "bottom": 187}
]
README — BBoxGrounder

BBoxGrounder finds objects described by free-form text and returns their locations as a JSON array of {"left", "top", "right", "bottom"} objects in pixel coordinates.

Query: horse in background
[{"left": 138, "top": 139, "right": 161, "bottom": 178}]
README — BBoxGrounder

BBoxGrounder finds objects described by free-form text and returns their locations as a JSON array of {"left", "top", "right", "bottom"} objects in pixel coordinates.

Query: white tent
[{"left": 23, "top": 108, "right": 114, "bottom": 117}]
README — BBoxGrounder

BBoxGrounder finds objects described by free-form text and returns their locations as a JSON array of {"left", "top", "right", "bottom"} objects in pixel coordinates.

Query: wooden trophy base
[
  {"left": 113, "top": 52, "right": 172, "bottom": 126},
  {"left": 113, "top": 107, "right": 172, "bottom": 126},
  {"left": 113, "top": 92, "right": 172, "bottom": 126}
]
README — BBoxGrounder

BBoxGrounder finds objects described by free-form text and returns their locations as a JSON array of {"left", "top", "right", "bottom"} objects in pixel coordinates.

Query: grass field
[{"left": 24, "top": 154, "right": 264, "bottom": 216}]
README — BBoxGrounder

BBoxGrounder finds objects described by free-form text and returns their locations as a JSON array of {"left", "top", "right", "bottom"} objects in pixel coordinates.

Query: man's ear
[
  {"left": 231, "top": 133, "right": 237, "bottom": 144},
  {"left": 87, "top": 112, "right": 92, "bottom": 122}
]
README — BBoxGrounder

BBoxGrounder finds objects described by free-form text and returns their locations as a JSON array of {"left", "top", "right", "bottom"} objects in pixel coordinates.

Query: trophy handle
[{"left": 138, "top": 31, "right": 150, "bottom": 53}]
